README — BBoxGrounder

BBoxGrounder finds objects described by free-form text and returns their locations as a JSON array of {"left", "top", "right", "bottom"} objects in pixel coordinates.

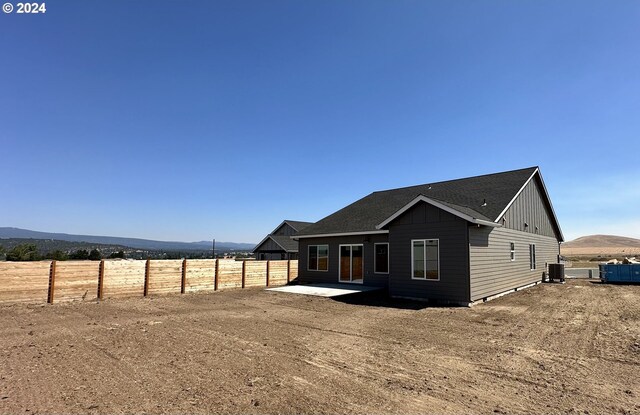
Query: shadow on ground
[{"left": 330, "top": 289, "right": 455, "bottom": 310}]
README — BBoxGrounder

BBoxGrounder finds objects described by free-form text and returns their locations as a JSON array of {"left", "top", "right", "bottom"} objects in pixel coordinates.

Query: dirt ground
[{"left": 0, "top": 280, "right": 638, "bottom": 415}]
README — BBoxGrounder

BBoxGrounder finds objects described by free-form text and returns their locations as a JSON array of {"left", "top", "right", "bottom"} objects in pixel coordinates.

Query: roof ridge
[{"left": 372, "top": 166, "right": 538, "bottom": 194}]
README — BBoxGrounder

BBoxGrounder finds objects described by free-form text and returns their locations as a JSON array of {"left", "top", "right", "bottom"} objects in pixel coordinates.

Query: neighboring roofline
[
  {"left": 375, "top": 195, "right": 502, "bottom": 230},
  {"left": 492, "top": 167, "right": 564, "bottom": 242},
  {"left": 252, "top": 234, "right": 296, "bottom": 253},
  {"left": 292, "top": 230, "right": 389, "bottom": 240},
  {"left": 269, "top": 220, "right": 289, "bottom": 235}
]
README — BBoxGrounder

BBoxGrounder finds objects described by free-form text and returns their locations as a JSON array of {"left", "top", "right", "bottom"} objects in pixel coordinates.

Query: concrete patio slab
[{"left": 266, "top": 283, "right": 383, "bottom": 298}]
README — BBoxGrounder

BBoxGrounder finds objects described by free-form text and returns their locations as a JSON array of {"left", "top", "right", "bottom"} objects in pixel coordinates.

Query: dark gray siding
[
  {"left": 387, "top": 202, "right": 470, "bottom": 304},
  {"left": 297, "top": 234, "right": 390, "bottom": 287},
  {"left": 257, "top": 252, "right": 288, "bottom": 260},
  {"left": 255, "top": 238, "right": 284, "bottom": 252},
  {"left": 469, "top": 226, "right": 559, "bottom": 301},
  {"left": 273, "top": 223, "right": 296, "bottom": 237},
  {"left": 502, "top": 176, "right": 560, "bottom": 239}
]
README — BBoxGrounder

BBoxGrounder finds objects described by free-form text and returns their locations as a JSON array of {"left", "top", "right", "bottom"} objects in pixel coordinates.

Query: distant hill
[
  {"left": 563, "top": 235, "right": 640, "bottom": 248},
  {"left": 561, "top": 234, "right": 640, "bottom": 257},
  {"left": 0, "top": 227, "right": 255, "bottom": 252}
]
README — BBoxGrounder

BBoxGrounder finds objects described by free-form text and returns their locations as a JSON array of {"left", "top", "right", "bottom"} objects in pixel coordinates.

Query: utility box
[{"left": 548, "top": 263, "right": 565, "bottom": 283}]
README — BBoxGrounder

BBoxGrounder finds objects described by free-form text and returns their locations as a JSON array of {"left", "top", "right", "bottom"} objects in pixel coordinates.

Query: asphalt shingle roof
[
  {"left": 283, "top": 220, "right": 313, "bottom": 232},
  {"left": 296, "top": 167, "right": 539, "bottom": 236},
  {"left": 268, "top": 235, "right": 299, "bottom": 252}
]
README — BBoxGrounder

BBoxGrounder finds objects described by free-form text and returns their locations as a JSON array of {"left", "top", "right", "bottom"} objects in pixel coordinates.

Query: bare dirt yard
[{"left": 1, "top": 280, "right": 639, "bottom": 414}]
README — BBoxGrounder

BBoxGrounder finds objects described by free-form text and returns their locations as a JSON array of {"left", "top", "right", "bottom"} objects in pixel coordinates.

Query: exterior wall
[
  {"left": 502, "top": 176, "right": 560, "bottom": 239},
  {"left": 387, "top": 202, "right": 470, "bottom": 304},
  {"left": 297, "top": 234, "right": 390, "bottom": 287},
  {"left": 469, "top": 225, "right": 559, "bottom": 302},
  {"left": 256, "top": 252, "right": 289, "bottom": 261},
  {"left": 256, "top": 238, "right": 284, "bottom": 252}
]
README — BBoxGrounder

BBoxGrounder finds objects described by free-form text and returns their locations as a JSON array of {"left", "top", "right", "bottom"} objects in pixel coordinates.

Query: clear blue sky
[{"left": 1, "top": 1, "right": 639, "bottom": 243}]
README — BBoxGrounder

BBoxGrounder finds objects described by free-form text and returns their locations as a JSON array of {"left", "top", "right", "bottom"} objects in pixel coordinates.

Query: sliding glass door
[{"left": 339, "top": 244, "right": 363, "bottom": 283}]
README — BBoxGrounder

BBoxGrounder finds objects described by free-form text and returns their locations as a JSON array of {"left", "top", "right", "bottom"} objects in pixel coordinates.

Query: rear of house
[{"left": 294, "top": 167, "right": 563, "bottom": 305}]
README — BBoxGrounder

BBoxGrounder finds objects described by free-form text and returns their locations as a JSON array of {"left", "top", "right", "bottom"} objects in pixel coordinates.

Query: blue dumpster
[{"left": 599, "top": 264, "right": 640, "bottom": 283}]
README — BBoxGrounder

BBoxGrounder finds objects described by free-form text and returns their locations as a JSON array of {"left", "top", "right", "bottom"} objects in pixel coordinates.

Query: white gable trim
[
  {"left": 292, "top": 230, "right": 389, "bottom": 240},
  {"left": 492, "top": 168, "right": 564, "bottom": 241},
  {"left": 533, "top": 172, "right": 565, "bottom": 242},
  {"left": 375, "top": 195, "right": 501, "bottom": 230},
  {"left": 493, "top": 168, "right": 539, "bottom": 222}
]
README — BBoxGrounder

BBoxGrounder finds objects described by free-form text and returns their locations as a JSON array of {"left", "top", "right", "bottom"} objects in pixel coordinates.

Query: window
[
  {"left": 308, "top": 245, "right": 328, "bottom": 271},
  {"left": 412, "top": 239, "right": 439, "bottom": 280},
  {"left": 529, "top": 244, "right": 536, "bottom": 270},
  {"left": 374, "top": 243, "right": 389, "bottom": 274},
  {"left": 510, "top": 242, "right": 515, "bottom": 261}
]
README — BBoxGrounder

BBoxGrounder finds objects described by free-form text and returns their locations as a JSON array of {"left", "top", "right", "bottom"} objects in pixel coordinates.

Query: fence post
[
  {"left": 48, "top": 260, "right": 57, "bottom": 304},
  {"left": 287, "top": 260, "right": 291, "bottom": 284},
  {"left": 214, "top": 259, "right": 219, "bottom": 291},
  {"left": 144, "top": 259, "right": 150, "bottom": 297},
  {"left": 266, "top": 260, "right": 270, "bottom": 287},
  {"left": 181, "top": 259, "right": 187, "bottom": 294},
  {"left": 241, "top": 260, "right": 246, "bottom": 288},
  {"left": 98, "top": 259, "right": 105, "bottom": 300}
]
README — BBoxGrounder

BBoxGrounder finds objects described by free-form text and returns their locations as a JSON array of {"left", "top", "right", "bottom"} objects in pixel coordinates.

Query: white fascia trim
[
  {"left": 535, "top": 172, "right": 565, "bottom": 242},
  {"left": 375, "top": 195, "right": 501, "bottom": 229},
  {"left": 294, "top": 230, "right": 389, "bottom": 239},
  {"left": 492, "top": 167, "right": 564, "bottom": 242},
  {"left": 493, "top": 168, "right": 539, "bottom": 222}
]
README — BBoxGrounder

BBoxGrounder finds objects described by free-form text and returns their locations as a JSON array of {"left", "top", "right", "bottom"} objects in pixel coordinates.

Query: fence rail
[{"left": 0, "top": 259, "right": 298, "bottom": 305}]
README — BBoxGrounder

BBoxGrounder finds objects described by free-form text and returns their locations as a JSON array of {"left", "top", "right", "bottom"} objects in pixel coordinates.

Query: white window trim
[
  {"left": 529, "top": 244, "right": 536, "bottom": 271},
  {"left": 338, "top": 244, "right": 364, "bottom": 284},
  {"left": 374, "top": 243, "right": 389, "bottom": 274},
  {"left": 307, "top": 244, "right": 329, "bottom": 272},
  {"left": 510, "top": 241, "right": 515, "bottom": 262},
  {"left": 411, "top": 239, "right": 440, "bottom": 281}
]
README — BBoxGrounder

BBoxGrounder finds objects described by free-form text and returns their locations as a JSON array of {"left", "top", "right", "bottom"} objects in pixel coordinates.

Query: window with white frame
[
  {"left": 510, "top": 242, "right": 515, "bottom": 261},
  {"left": 412, "top": 239, "right": 439, "bottom": 280},
  {"left": 529, "top": 244, "right": 536, "bottom": 270},
  {"left": 374, "top": 243, "right": 389, "bottom": 274},
  {"left": 308, "top": 245, "right": 328, "bottom": 271}
]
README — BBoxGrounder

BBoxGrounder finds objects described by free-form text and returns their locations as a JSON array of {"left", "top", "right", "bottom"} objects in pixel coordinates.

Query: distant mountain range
[{"left": 0, "top": 227, "right": 255, "bottom": 252}]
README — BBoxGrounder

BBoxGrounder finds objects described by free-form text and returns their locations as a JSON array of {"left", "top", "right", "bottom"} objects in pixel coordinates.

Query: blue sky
[{"left": 1, "top": 0, "right": 639, "bottom": 243}]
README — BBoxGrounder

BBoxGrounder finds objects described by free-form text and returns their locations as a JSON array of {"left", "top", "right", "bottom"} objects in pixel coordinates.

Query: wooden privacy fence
[{"left": 0, "top": 259, "right": 299, "bottom": 305}]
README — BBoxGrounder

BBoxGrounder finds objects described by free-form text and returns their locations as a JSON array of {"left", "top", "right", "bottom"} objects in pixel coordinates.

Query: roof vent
[{"left": 481, "top": 199, "right": 487, "bottom": 207}]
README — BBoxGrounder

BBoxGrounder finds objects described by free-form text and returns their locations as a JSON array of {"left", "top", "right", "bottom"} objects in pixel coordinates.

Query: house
[
  {"left": 253, "top": 220, "right": 313, "bottom": 260},
  {"left": 292, "top": 167, "right": 563, "bottom": 305}
]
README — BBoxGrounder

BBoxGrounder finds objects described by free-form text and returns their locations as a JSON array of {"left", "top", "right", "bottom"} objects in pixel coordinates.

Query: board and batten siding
[
  {"left": 469, "top": 226, "right": 559, "bottom": 301},
  {"left": 255, "top": 238, "right": 284, "bottom": 252},
  {"left": 297, "top": 234, "right": 390, "bottom": 287},
  {"left": 273, "top": 223, "right": 296, "bottom": 237},
  {"left": 387, "top": 202, "right": 470, "bottom": 304},
  {"left": 502, "top": 175, "right": 561, "bottom": 240}
]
